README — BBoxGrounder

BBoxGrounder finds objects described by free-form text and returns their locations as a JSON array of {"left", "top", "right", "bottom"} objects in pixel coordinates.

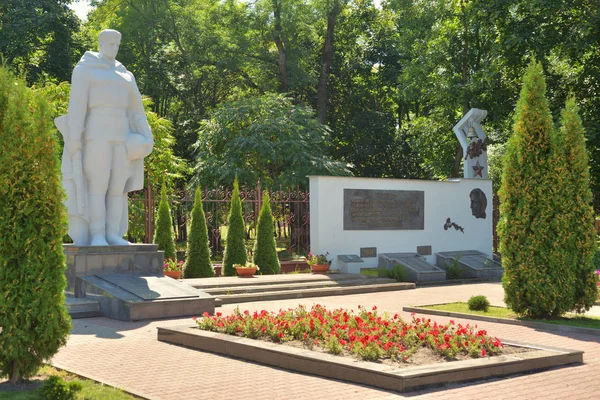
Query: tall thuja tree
[
  {"left": 557, "top": 97, "right": 598, "bottom": 312},
  {"left": 253, "top": 192, "right": 280, "bottom": 275},
  {"left": 0, "top": 67, "right": 71, "bottom": 383},
  {"left": 498, "top": 61, "right": 576, "bottom": 318},
  {"left": 153, "top": 185, "right": 177, "bottom": 260},
  {"left": 222, "top": 178, "right": 246, "bottom": 276},
  {"left": 183, "top": 187, "right": 214, "bottom": 278}
]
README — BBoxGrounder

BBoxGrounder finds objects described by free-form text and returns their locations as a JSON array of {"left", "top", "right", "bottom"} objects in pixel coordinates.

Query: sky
[{"left": 69, "top": 0, "right": 94, "bottom": 21}]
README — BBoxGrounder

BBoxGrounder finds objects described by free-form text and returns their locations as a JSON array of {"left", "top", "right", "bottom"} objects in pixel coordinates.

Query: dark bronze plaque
[
  {"left": 343, "top": 189, "right": 424, "bottom": 230},
  {"left": 360, "top": 247, "right": 377, "bottom": 258},
  {"left": 416, "top": 245, "right": 432, "bottom": 256}
]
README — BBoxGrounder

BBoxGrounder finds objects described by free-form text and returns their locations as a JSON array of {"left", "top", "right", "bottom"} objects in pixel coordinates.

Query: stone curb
[
  {"left": 157, "top": 325, "right": 583, "bottom": 393},
  {"left": 50, "top": 365, "right": 155, "bottom": 400},
  {"left": 403, "top": 305, "right": 600, "bottom": 337}
]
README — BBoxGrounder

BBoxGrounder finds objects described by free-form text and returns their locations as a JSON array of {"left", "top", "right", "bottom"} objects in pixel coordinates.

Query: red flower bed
[{"left": 195, "top": 304, "right": 503, "bottom": 362}]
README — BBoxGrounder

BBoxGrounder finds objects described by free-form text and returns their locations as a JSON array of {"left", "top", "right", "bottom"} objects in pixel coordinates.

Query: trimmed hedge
[
  {"left": 153, "top": 185, "right": 176, "bottom": 260},
  {"left": 222, "top": 178, "right": 246, "bottom": 276},
  {"left": 498, "top": 61, "right": 596, "bottom": 318},
  {"left": 183, "top": 186, "right": 214, "bottom": 278},
  {"left": 253, "top": 192, "right": 280, "bottom": 275},
  {"left": 0, "top": 67, "right": 71, "bottom": 382}
]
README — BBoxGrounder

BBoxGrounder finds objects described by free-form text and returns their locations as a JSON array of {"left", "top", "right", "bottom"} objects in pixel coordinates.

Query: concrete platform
[
  {"left": 79, "top": 274, "right": 215, "bottom": 321},
  {"left": 379, "top": 253, "right": 446, "bottom": 282},
  {"left": 436, "top": 250, "right": 503, "bottom": 279}
]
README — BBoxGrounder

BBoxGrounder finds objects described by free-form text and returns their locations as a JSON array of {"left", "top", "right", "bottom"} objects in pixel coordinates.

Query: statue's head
[
  {"left": 98, "top": 29, "right": 121, "bottom": 61},
  {"left": 469, "top": 188, "right": 487, "bottom": 219}
]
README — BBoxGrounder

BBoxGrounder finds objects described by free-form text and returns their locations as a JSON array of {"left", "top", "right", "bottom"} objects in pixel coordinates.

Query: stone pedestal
[
  {"left": 65, "top": 244, "right": 163, "bottom": 297},
  {"left": 64, "top": 244, "right": 215, "bottom": 321}
]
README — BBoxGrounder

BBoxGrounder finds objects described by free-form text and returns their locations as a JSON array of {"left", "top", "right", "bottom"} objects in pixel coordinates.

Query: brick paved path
[{"left": 51, "top": 282, "right": 600, "bottom": 400}]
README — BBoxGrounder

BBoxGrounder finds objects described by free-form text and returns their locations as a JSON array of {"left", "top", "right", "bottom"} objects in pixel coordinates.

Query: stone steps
[
  {"left": 65, "top": 296, "right": 102, "bottom": 319},
  {"left": 189, "top": 274, "right": 414, "bottom": 305}
]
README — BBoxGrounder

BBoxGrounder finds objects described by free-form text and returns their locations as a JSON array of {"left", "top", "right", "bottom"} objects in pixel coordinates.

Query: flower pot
[
  {"left": 236, "top": 267, "right": 257, "bottom": 277},
  {"left": 311, "top": 264, "right": 330, "bottom": 274},
  {"left": 164, "top": 270, "right": 182, "bottom": 279}
]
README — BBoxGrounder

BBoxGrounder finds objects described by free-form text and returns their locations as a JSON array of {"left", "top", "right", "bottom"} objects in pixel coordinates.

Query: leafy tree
[
  {"left": 557, "top": 97, "right": 598, "bottom": 313},
  {"left": 222, "top": 178, "right": 247, "bottom": 276},
  {"left": 498, "top": 61, "right": 576, "bottom": 318},
  {"left": 253, "top": 192, "right": 280, "bottom": 275},
  {"left": 193, "top": 93, "right": 350, "bottom": 189},
  {"left": 0, "top": 0, "right": 82, "bottom": 83},
  {"left": 0, "top": 66, "right": 71, "bottom": 383},
  {"left": 153, "top": 185, "right": 176, "bottom": 260},
  {"left": 183, "top": 186, "right": 214, "bottom": 278}
]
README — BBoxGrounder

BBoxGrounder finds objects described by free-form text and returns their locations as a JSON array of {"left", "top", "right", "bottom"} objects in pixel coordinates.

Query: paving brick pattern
[{"left": 51, "top": 282, "right": 600, "bottom": 399}]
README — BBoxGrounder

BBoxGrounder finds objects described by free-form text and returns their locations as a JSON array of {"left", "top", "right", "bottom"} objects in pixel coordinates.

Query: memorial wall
[{"left": 309, "top": 176, "right": 493, "bottom": 272}]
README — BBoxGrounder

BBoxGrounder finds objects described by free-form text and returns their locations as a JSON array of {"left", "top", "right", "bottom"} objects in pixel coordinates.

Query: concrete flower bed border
[
  {"left": 403, "top": 305, "right": 600, "bottom": 337},
  {"left": 157, "top": 325, "right": 582, "bottom": 392}
]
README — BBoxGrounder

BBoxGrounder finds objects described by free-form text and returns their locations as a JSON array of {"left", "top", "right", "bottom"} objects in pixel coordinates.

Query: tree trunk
[
  {"left": 9, "top": 361, "right": 21, "bottom": 384},
  {"left": 317, "top": 1, "right": 340, "bottom": 125},
  {"left": 273, "top": 0, "right": 288, "bottom": 93}
]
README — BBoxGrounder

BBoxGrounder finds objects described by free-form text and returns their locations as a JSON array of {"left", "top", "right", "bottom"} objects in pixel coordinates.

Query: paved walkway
[{"left": 51, "top": 282, "right": 600, "bottom": 400}]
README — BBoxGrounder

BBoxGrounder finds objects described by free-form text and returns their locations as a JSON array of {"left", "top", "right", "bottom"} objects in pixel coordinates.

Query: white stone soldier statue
[{"left": 55, "top": 29, "right": 153, "bottom": 246}]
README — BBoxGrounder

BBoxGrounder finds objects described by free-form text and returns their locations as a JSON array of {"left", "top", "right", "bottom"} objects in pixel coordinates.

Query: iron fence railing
[{"left": 128, "top": 184, "right": 310, "bottom": 257}]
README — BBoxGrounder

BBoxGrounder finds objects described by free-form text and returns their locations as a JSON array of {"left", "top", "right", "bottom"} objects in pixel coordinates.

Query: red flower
[
  {"left": 481, "top": 348, "right": 487, "bottom": 357},
  {"left": 192, "top": 316, "right": 197, "bottom": 321}
]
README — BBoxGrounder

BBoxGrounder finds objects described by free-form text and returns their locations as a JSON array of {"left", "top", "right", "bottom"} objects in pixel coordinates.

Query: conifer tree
[
  {"left": 183, "top": 186, "right": 214, "bottom": 278},
  {"left": 558, "top": 97, "right": 598, "bottom": 312},
  {"left": 222, "top": 178, "right": 246, "bottom": 276},
  {"left": 253, "top": 192, "right": 280, "bottom": 275},
  {"left": 498, "top": 61, "right": 576, "bottom": 318},
  {"left": 0, "top": 67, "right": 71, "bottom": 383},
  {"left": 154, "top": 184, "right": 177, "bottom": 260}
]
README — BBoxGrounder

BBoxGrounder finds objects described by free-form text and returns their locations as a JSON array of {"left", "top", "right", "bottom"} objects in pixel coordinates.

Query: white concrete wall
[{"left": 309, "top": 176, "right": 493, "bottom": 271}]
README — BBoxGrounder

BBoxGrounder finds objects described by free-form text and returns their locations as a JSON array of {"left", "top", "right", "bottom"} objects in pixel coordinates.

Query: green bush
[
  {"left": 42, "top": 375, "right": 82, "bottom": 400},
  {"left": 253, "top": 192, "right": 280, "bottom": 275},
  {"left": 222, "top": 178, "right": 246, "bottom": 276},
  {"left": 467, "top": 295, "right": 490, "bottom": 312},
  {"left": 378, "top": 263, "right": 409, "bottom": 282},
  {"left": 183, "top": 186, "right": 214, "bottom": 278},
  {"left": 557, "top": 97, "right": 598, "bottom": 313},
  {"left": 445, "top": 259, "right": 463, "bottom": 280},
  {"left": 153, "top": 185, "right": 177, "bottom": 260},
  {"left": 498, "top": 61, "right": 577, "bottom": 318},
  {"left": 0, "top": 67, "right": 71, "bottom": 382}
]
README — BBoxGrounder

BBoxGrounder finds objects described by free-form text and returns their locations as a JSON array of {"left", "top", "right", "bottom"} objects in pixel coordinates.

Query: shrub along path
[{"left": 51, "top": 282, "right": 600, "bottom": 399}]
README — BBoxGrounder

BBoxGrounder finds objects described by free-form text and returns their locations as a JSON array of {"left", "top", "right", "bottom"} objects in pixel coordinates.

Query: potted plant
[
  {"left": 233, "top": 262, "right": 259, "bottom": 277},
  {"left": 164, "top": 257, "right": 184, "bottom": 279},
  {"left": 306, "top": 253, "right": 331, "bottom": 274}
]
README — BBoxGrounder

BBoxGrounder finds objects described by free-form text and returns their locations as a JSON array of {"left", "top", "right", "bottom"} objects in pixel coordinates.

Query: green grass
[
  {"left": 360, "top": 269, "right": 379, "bottom": 276},
  {"left": 422, "top": 302, "right": 600, "bottom": 329},
  {"left": 0, "top": 366, "right": 136, "bottom": 400}
]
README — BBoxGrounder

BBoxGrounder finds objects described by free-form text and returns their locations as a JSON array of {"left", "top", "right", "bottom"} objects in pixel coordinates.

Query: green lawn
[
  {"left": 0, "top": 366, "right": 136, "bottom": 400},
  {"left": 422, "top": 302, "right": 600, "bottom": 330}
]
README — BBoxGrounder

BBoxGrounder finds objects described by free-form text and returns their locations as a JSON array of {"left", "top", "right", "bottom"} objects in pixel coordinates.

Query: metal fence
[{"left": 128, "top": 184, "right": 310, "bottom": 257}]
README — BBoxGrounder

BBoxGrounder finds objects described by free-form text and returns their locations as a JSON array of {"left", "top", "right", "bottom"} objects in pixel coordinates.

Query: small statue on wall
[{"left": 453, "top": 108, "right": 488, "bottom": 179}]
